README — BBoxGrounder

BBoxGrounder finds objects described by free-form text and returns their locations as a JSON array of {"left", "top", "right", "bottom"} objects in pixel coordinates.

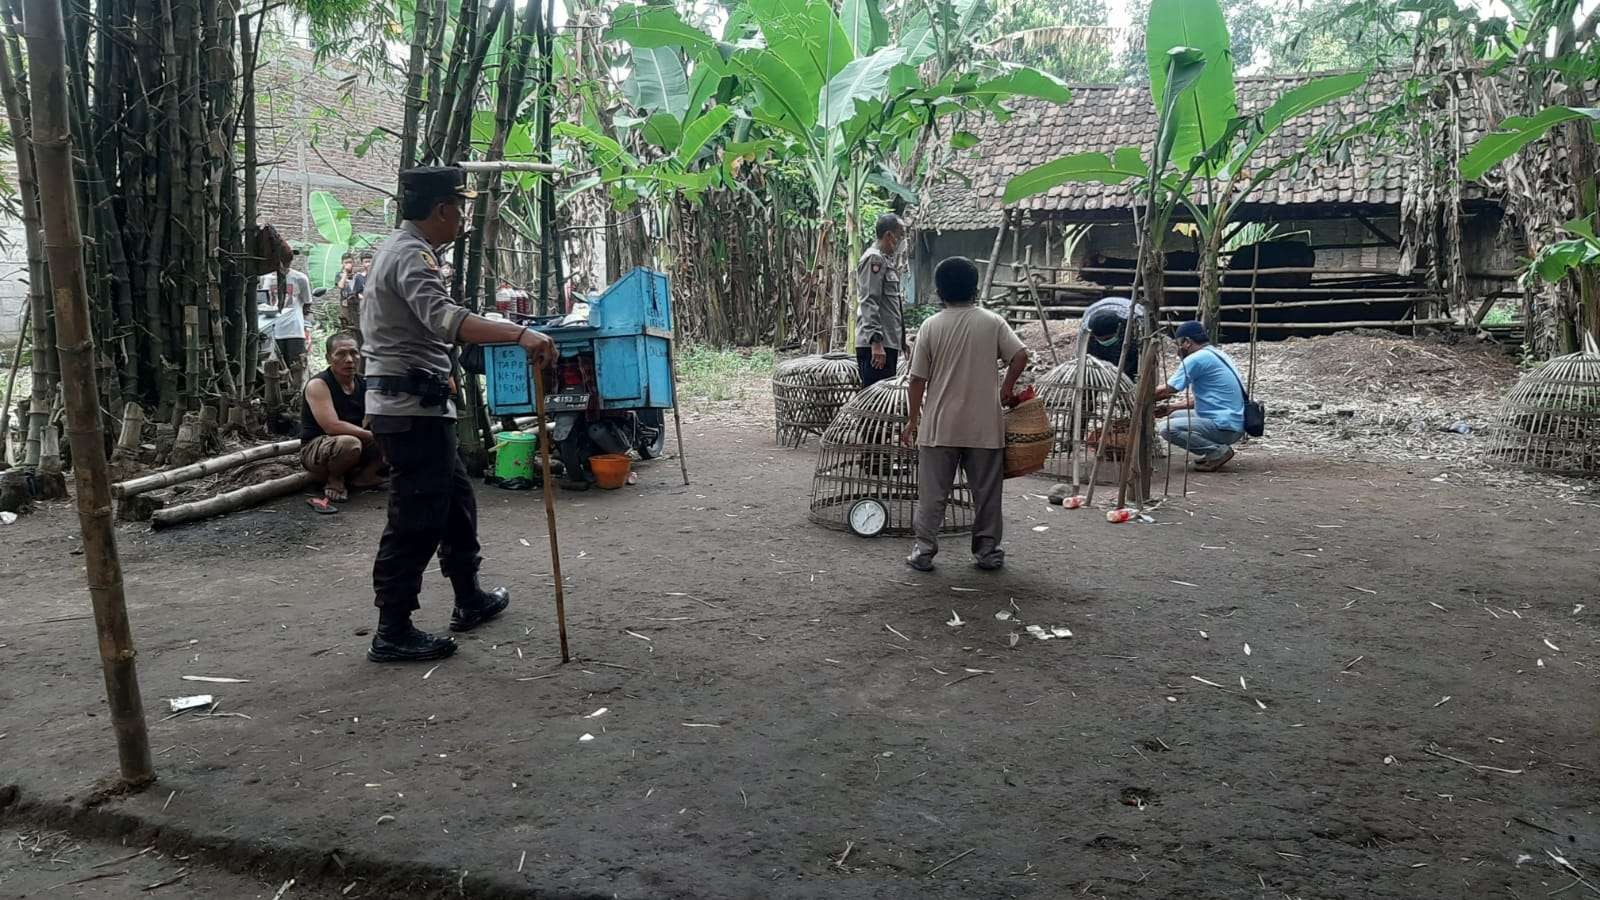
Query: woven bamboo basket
[
  {"left": 1033, "top": 356, "right": 1135, "bottom": 480},
  {"left": 1488, "top": 338, "right": 1600, "bottom": 474},
  {"left": 773, "top": 353, "right": 860, "bottom": 447},
  {"left": 1003, "top": 396, "right": 1053, "bottom": 478},
  {"left": 809, "top": 376, "right": 973, "bottom": 536}
]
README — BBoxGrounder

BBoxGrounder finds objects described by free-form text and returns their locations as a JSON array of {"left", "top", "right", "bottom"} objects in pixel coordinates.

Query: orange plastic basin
[{"left": 590, "top": 453, "right": 632, "bottom": 490}]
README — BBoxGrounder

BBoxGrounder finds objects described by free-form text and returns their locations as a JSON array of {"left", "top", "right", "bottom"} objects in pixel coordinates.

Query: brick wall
[{"left": 253, "top": 41, "right": 403, "bottom": 245}]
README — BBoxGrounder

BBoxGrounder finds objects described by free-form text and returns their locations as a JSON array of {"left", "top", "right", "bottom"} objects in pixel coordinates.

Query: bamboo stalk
[
  {"left": 531, "top": 366, "right": 569, "bottom": 663},
  {"left": 24, "top": 0, "right": 153, "bottom": 786},
  {"left": 667, "top": 341, "right": 689, "bottom": 486},
  {"left": 150, "top": 470, "right": 315, "bottom": 529},
  {"left": 1, "top": 302, "right": 29, "bottom": 461},
  {"left": 113, "top": 438, "right": 299, "bottom": 498}
]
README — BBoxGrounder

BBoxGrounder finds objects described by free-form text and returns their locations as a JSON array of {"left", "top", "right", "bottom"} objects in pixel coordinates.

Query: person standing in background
[
  {"left": 259, "top": 252, "right": 313, "bottom": 387},
  {"left": 900, "top": 256, "right": 1030, "bottom": 572},
  {"left": 854, "top": 214, "right": 907, "bottom": 389}
]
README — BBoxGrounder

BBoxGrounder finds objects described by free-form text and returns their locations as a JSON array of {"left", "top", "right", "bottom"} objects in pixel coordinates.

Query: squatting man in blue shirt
[{"left": 1153, "top": 320, "right": 1246, "bottom": 473}]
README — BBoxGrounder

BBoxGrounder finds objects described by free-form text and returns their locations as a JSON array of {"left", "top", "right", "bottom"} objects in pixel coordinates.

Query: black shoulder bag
[{"left": 1207, "top": 348, "right": 1265, "bottom": 437}]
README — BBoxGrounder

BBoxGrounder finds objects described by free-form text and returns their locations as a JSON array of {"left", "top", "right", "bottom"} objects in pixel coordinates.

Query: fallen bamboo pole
[
  {"left": 150, "top": 471, "right": 316, "bottom": 529},
  {"left": 531, "top": 366, "right": 570, "bottom": 663},
  {"left": 113, "top": 439, "right": 301, "bottom": 498},
  {"left": 25, "top": 0, "right": 153, "bottom": 785}
]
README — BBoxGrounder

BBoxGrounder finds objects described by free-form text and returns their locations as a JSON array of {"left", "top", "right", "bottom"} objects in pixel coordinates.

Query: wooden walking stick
[{"left": 531, "top": 365, "right": 570, "bottom": 663}]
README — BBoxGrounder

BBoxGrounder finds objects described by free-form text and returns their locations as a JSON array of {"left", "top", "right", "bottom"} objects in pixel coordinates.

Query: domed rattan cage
[
  {"left": 1033, "top": 354, "right": 1136, "bottom": 482},
  {"left": 809, "top": 376, "right": 973, "bottom": 536},
  {"left": 773, "top": 353, "right": 860, "bottom": 447},
  {"left": 1488, "top": 341, "right": 1600, "bottom": 474}
]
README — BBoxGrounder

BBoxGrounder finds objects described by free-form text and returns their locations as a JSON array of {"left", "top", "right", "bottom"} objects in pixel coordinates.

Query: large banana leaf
[
  {"left": 1003, "top": 148, "right": 1145, "bottom": 203},
  {"left": 1225, "top": 69, "right": 1369, "bottom": 174},
  {"left": 1147, "top": 0, "right": 1235, "bottom": 174},
  {"left": 820, "top": 46, "right": 907, "bottom": 130},
  {"left": 954, "top": 67, "right": 1071, "bottom": 104},
  {"left": 606, "top": 4, "right": 717, "bottom": 54},
  {"left": 685, "top": 59, "right": 726, "bottom": 124},
  {"left": 1460, "top": 106, "right": 1600, "bottom": 180},
  {"left": 309, "top": 190, "right": 352, "bottom": 246},
  {"left": 642, "top": 112, "right": 684, "bottom": 151},
  {"left": 840, "top": 0, "right": 888, "bottom": 56},
  {"left": 732, "top": 48, "right": 819, "bottom": 139},
  {"left": 626, "top": 47, "right": 689, "bottom": 118},
  {"left": 748, "top": 0, "right": 852, "bottom": 95},
  {"left": 306, "top": 243, "right": 347, "bottom": 290},
  {"left": 677, "top": 105, "right": 733, "bottom": 166},
  {"left": 1152, "top": 47, "right": 1207, "bottom": 177}
]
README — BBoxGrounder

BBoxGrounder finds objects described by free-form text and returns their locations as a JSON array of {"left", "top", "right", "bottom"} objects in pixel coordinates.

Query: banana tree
[
  {"left": 604, "top": 0, "right": 1068, "bottom": 347},
  {"left": 1004, "top": 0, "right": 1369, "bottom": 336},
  {"left": 305, "top": 191, "right": 384, "bottom": 290}
]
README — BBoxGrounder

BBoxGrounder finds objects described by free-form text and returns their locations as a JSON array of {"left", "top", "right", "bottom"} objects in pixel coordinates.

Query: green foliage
[
  {"left": 675, "top": 345, "right": 777, "bottom": 400},
  {"left": 1460, "top": 107, "right": 1600, "bottom": 181},
  {"left": 1147, "top": 0, "right": 1234, "bottom": 175},
  {"left": 626, "top": 47, "right": 691, "bottom": 118},
  {"left": 1002, "top": 148, "right": 1145, "bottom": 202}
]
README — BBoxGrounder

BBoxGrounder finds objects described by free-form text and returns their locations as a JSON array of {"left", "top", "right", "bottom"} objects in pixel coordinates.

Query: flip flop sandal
[{"left": 307, "top": 497, "right": 339, "bottom": 515}]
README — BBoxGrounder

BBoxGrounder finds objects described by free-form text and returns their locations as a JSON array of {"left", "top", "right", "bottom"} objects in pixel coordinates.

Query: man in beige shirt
[{"left": 900, "top": 257, "right": 1030, "bottom": 571}]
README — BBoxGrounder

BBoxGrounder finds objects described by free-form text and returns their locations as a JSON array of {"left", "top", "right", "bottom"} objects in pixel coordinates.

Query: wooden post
[
  {"left": 1022, "top": 248, "right": 1059, "bottom": 366},
  {"left": 1069, "top": 336, "right": 1088, "bottom": 494},
  {"left": 23, "top": 0, "right": 153, "bottom": 786},
  {"left": 978, "top": 210, "right": 1012, "bottom": 305},
  {"left": 532, "top": 365, "right": 569, "bottom": 663},
  {"left": 667, "top": 341, "right": 689, "bottom": 486}
]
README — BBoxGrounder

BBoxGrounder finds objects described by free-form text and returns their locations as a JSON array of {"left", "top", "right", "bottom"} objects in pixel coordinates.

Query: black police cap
[{"left": 398, "top": 166, "right": 479, "bottom": 209}]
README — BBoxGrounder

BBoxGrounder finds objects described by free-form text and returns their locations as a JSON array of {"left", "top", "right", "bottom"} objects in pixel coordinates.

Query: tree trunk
[
  {"left": 0, "top": 25, "right": 53, "bottom": 468},
  {"left": 24, "top": 0, "right": 154, "bottom": 787}
]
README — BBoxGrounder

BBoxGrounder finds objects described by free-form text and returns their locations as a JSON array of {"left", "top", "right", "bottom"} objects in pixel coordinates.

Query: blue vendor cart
[{"left": 483, "top": 267, "right": 683, "bottom": 486}]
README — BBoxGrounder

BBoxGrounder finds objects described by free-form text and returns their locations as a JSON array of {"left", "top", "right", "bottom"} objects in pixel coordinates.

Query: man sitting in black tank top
[{"left": 301, "top": 332, "right": 384, "bottom": 503}]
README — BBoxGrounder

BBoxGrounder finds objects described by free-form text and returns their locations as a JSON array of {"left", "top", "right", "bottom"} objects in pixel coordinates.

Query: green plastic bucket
[{"left": 494, "top": 431, "right": 540, "bottom": 481}]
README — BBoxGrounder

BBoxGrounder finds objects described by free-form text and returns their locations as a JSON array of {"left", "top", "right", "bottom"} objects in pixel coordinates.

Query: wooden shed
[{"left": 912, "top": 70, "right": 1518, "bottom": 338}]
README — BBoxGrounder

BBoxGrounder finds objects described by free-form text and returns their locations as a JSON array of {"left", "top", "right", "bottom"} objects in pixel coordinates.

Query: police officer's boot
[
  {"left": 448, "top": 574, "right": 511, "bottom": 632},
  {"left": 368, "top": 607, "right": 456, "bottom": 663}
]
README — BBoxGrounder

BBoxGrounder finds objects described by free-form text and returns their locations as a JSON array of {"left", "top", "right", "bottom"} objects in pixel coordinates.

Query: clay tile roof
[{"left": 919, "top": 69, "right": 1489, "bottom": 231}]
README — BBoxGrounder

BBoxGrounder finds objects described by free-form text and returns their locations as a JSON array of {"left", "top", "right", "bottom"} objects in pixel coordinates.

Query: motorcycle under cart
[{"left": 482, "top": 267, "right": 676, "bottom": 488}]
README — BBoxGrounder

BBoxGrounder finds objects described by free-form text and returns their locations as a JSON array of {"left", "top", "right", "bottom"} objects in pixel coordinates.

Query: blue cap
[{"left": 1175, "top": 320, "right": 1208, "bottom": 342}]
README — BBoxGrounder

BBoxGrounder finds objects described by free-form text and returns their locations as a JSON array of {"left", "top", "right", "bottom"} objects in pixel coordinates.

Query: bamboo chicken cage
[
  {"left": 1033, "top": 355, "right": 1136, "bottom": 483},
  {"left": 809, "top": 376, "right": 973, "bottom": 536},
  {"left": 1488, "top": 339, "right": 1600, "bottom": 474},
  {"left": 773, "top": 353, "right": 861, "bottom": 447}
]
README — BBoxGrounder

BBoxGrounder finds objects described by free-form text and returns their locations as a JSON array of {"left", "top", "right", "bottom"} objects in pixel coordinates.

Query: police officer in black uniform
[{"left": 360, "top": 166, "right": 557, "bottom": 663}]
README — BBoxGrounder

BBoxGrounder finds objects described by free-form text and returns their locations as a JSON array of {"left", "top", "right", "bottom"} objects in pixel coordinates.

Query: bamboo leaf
[
  {"left": 1460, "top": 106, "right": 1600, "bottom": 180},
  {"left": 820, "top": 46, "right": 907, "bottom": 130},
  {"left": 626, "top": 47, "right": 690, "bottom": 118},
  {"left": 951, "top": 130, "right": 979, "bottom": 149},
  {"left": 308, "top": 191, "right": 352, "bottom": 246},
  {"left": 1003, "top": 147, "right": 1145, "bottom": 203},
  {"left": 677, "top": 105, "right": 733, "bottom": 167},
  {"left": 554, "top": 123, "right": 638, "bottom": 168},
  {"left": 1147, "top": 0, "right": 1235, "bottom": 174},
  {"left": 606, "top": 4, "right": 717, "bottom": 53}
]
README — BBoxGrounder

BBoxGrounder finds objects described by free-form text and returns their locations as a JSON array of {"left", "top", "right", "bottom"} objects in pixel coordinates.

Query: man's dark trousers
[
  {"left": 856, "top": 347, "right": 899, "bottom": 388},
  {"left": 371, "top": 416, "right": 480, "bottom": 612}
]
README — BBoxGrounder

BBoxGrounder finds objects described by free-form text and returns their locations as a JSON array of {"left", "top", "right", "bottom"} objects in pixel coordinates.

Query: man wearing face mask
[
  {"left": 360, "top": 166, "right": 558, "bottom": 664},
  {"left": 854, "top": 213, "right": 907, "bottom": 388},
  {"left": 1079, "top": 295, "right": 1145, "bottom": 379}
]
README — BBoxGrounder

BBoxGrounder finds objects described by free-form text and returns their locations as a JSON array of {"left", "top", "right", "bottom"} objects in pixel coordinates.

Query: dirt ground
[{"left": 3, "top": 384, "right": 1599, "bottom": 898}]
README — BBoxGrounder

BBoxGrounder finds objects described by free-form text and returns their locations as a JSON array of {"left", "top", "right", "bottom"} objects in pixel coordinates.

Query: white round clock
[{"left": 848, "top": 498, "right": 887, "bottom": 537}]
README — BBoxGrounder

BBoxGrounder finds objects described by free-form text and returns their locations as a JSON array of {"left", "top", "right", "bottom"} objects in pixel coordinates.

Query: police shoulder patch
[{"left": 420, "top": 250, "right": 438, "bottom": 270}]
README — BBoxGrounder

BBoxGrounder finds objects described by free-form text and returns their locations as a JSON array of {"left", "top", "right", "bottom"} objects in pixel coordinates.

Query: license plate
[{"left": 545, "top": 392, "right": 591, "bottom": 411}]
